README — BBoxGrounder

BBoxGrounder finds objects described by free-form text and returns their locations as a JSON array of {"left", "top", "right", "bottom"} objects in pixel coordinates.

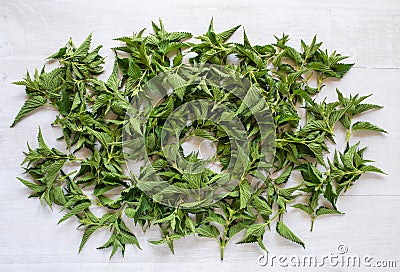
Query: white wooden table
[{"left": 0, "top": 0, "right": 399, "bottom": 271}]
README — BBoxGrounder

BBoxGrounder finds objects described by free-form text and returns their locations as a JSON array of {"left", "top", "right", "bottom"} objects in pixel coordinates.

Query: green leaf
[
  {"left": 239, "top": 181, "right": 252, "bottom": 209},
  {"left": 43, "top": 160, "right": 65, "bottom": 186},
  {"left": 196, "top": 225, "right": 220, "bottom": 239},
  {"left": 276, "top": 221, "right": 305, "bottom": 248},
  {"left": 298, "top": 163, "right": 324, "bottom": 186},
  {"left": 306, "top": 62, "right": 335, "bottom": 76},
  {"left": 352, "top": 121, "right": 387, "bottom": 133},
  {"left": 194, "top": 129, "right": 217, "bottom": 141},
  {"left": 168, "top": 73, "right": 186, "bottom": 100},
  {"left": 353, "top": 103, "right": 382, "bottom": 115},
  {"left": 11, "top": 96, "right": 47, "bottom": 127},
  {"left": 79, "top": 225, "right": 100, "bottom": 252},
  {"left": 149, "top": 234, "right": 181, "bottom": 254},
  {"left": 107, "top": 61, "right": 120, "bottom": 91},
  {"left": 329, "top": 105, "right": 351, "bottom": 127},
  {"left": 274, "top": 166, "right": 293, "bottom": 184},
  {"left": 316, "top": 207, "right": 343, "bottom": 217},
  {"left": 240, "top": 223, "right": 266, "bottom": 242},
  {"left": 324, "top": 178, "right": 338, "bottom": 207},
  {"left": 118, "top": 231, "right": 140, "bottom": 247},
  {"left": 218, "top": 25, "right": 240, "bottom": 43},
  {"left": 360, "top": 165, "right": 386, "bottom": 174},
  {"left": 202, "top": 213, "right": 226, "bottom": 225},
  {"left": 58, "top": 202, "right": 91, "bottom": 224},
  {"left": 332, "top": 63, "right": 354, "bottom": 78},
  {"left": 124, "top": 207, "right": 136, "bottom": 218},
  {"left": 128, "top": 58, "right": 141, "bottom": 79},
  {"left": 228, "top": 223, "right": 246, "bottom": 239},
  {"left": 252, "top": 196, "right": 273, "bottom": 216},
  {"left": 71, "top": 92, "right": 81, "bottom": 111},
  {"left": 292, "top": 203, "right": 313, "bottom": 215},
  {"left": 154, "top": 213, "right": 175, "bottom": 224},
  {"left": 301, "top": 35, "right": 322, "bottom": 61},
  {"left": 185, "top": 217, "right": 196, "bottom": 233},
  {"left": 73, "top": 33, "right": 92, "bottom": 58},
  {"left": 48, "top": 47, "right": 67, "bottom": 59},
  {"left": 50, "top": 186, "right": 66, "bottom": 206},
  {"left": 166, "top": 32, "right": 192, "bottom": 41},
  {"left": 284, "top": 47, "right": 303, "bottom": 65},
  {"left": 299, "top": 120, "right": 329, "bottom": 135},
  {"left": 18, "top": 177, "right": 46, "bottom": 193}
]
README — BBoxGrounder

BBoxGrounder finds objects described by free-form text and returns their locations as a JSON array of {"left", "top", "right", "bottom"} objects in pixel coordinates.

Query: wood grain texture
[{"left": 0, "top": 0, "right": 399, "bottom": 271}]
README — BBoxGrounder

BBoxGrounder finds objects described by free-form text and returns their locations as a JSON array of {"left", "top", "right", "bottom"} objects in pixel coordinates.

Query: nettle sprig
[{"left": 12, "top": 19, "right": 386, "bottom": 260}]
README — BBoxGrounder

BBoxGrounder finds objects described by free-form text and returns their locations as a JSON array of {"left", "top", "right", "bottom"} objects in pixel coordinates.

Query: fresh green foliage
[{"left": 12, "top": 19, "right": 386, "bottom": 259}]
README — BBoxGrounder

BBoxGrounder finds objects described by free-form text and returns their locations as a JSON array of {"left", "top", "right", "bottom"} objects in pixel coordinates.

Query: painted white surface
[{"left": 0, "top": 0, "right": 399, "bottom": 271}]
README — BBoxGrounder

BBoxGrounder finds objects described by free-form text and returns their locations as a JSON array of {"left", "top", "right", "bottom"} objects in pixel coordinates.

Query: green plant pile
[{"left": 12, "top": 19, "right": 386, "bottom": 259}]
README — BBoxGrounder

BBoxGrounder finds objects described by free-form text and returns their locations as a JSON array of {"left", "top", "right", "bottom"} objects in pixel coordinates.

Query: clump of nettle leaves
[{"left": 12, "top": 19, "right": 386, "bottom": 260}]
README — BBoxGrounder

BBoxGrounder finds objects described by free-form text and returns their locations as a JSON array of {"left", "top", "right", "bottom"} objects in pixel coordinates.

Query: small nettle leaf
[
  {"left": 340, "top": 114, "right": 352, "bottom": 130},
  {"left": 48, "top": 47, "right": 67, "bottom": 59},
  {"left": 316, "top": 206, "right": 343, "bottom": 217},
  {"left": 196, "top": 224, "right": 220, "bottom": 239},
  {"left": 166, "top": 31, "right": 193, "bottom": 42},
  {"left": 298, "top": 163, "right": 323, "bottom": 186},
  {"left": 252, "top": 196, "right": 273, "bottom": 216},
  {"left": 239, "top": 181, "right": 252, "bottom": 209},
  {"left": 302, "top": 35, "right": 322, "bottom": 61},
  {"left": 124, "top": 207, "right": 136, "bottom": 218},
  {"left": 107, "top": 61, "right": 120, "bottom": 91},
  {"left": 276, "top": 221, "right": 305, "bottom": 248},
  {"left": 228, "top": 223, "right": 246, "bottom": 239},
  {"left": 18, "top": 177, "right": 46, "bottom": 193},
  {"left": 329, "top": 105, "right": 351, "bottom": 127},
  {"left": 283, "top": 46, "right": 303, "bottom": 65},
  {"left": 73, "top": 33, "right": 92, "bottom": 58},
  {"left": 324, "top": 178, "right": 338, "bottom": 207},
  {"left": 307, "top": 142, "right": 325, "bottom": 166},
  {"left": 217, "top": 25, "right": 241, "bottom": 43},
  {"left": 274, "top": 166, "right": 293, "bottom": 184},
  {"left": 11, "top": 96, "right": 47, "bottom": 127},
  {"left": 353, "top": 103, "right": 382, "bottom": 115},
  {"left": 352, "top": 121, "right": 387, "bottom": 133},
  {"left": 79, "top": 225, "right": 100, "bottom": 252},
  {"left": 332, "top": 63, "right": 354, "bottom": 78},
  {"left": 292, "top": 203, "right": 313, "bottom": 215},
  {"left": 202, "top": 213, "right": 226, "bottom": 225},
  {"left": 167, "top": 73, "right": 186, "bottom": 100},
  {"left": 50, "top": 186, "right": 66, "bottom": 206},
  {"left": 58, "top": 202, "right": 91, "bottom": 224},
  {"left": 242, "top": 29, "right": 252, "bottom": 48},
  {"left": 240, "top": 223, "right": 266, "bottom": 242},
  {"left": 360, "top": 165, "right": 386, "bottom": 174}
]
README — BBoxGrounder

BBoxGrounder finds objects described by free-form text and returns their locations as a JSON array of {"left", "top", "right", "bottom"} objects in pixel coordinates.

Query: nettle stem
[
  {"left": 220, "top": 244, "right": 225, "bottom": 260},
  {"left": 346, "top": 129, "right": 351, "bottom": 142},
  {"left": 310, "top": 217, "right": 315, "bottom": 232}
]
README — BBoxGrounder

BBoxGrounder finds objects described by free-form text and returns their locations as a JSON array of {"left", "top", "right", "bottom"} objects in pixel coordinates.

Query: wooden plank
[
  {"left": 0, "top": 0, "right": 399, "bottom": 270},
  {"left": 0, "top": 195, "right": 398, "bottom": 265}
]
